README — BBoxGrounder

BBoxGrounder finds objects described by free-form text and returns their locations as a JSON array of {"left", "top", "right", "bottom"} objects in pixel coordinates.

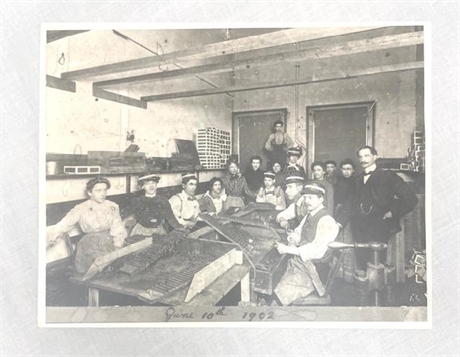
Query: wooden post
[
  {"left": 386, "top": 219, "right": 406, "bottom": 283},
  {"left": 88, "top": 287, "right": 99, "bottom": 307},
  {"left": 240, "top": 272, "right": 251, "bottom": 303}
]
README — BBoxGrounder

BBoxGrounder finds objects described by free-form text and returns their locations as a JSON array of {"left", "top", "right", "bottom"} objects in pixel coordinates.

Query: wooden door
[
  {"left": 306, "top": 102, "right": 375, "bottom": 176},
  {"left": 233, "top": 109, "right": 287, "bottom": 172}
]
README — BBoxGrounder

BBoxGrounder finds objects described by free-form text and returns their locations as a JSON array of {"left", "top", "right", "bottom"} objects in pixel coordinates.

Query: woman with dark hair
[
  {"left": 243, "top": 155, "right": 265, "bottom": 196},
  {"left": 272, "top": 160, "right": 286, "bottom": 188},
  {"left": 221, "top": 159, "right": 255, "bottom": 210},
  {"left": 47, "top": 176, "right": 127, "bottom": 274},
  {"left": 198, "top": 177, "right": 227, "bottom": 215}
]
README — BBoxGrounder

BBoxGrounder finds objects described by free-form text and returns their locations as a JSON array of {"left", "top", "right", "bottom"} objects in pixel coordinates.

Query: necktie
[
  {"left": 363, "top": 171, "right": 373, "bottom": 176},
  {"left": 188, "top": 197, "right": 196, "bottom": 201}
]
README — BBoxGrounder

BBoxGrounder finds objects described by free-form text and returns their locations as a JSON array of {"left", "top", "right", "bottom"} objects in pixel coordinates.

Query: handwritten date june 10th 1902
[{"left": 164, "top": 307, "right": 275, "bottom": 322}]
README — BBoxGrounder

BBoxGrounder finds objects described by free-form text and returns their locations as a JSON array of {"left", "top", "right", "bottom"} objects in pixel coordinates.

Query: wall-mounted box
[{"left": 63, "top": 166, "right": 101, "bottom": 175}]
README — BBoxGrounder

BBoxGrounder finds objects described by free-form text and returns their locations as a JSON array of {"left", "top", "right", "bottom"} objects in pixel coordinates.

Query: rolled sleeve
[
  {"left": 276, "top": 203, "right": 296, "bottom": 222},
  {"left": 109, "top": 208, "right": 127, "bottom": 246},
  {"left": 169, "top": 195, "right": 187, "bottom": 226}
]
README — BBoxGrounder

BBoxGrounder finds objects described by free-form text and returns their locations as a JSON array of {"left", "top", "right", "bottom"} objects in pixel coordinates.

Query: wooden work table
[{"left": 70, "top": 238, "right": 251, "bottom": 307}]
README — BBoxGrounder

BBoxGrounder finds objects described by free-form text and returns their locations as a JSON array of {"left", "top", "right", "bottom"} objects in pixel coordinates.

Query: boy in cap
[
  {"left": 47, "top": 177, "right": 127, "bottom": 274},
  {"left": 276, "top": 174, "right": 307, "bottom": 229},
  {"left": 274, "top": 182, "right": 340, "bottom": 305},
  {"left": 283, "top": 147, "right": 306, "bottom": 178},
  {"left": 169, "top": 173, "right": 201, "bottom": 228},
  {"left": 122, "top": 173, "right": 182, "bottom": 236},
  {"left": 309, "top": 161, "right": 334, "bottom": 216},
  {"left": 256, "top": 172, "right": 286, "bottom": 210}
]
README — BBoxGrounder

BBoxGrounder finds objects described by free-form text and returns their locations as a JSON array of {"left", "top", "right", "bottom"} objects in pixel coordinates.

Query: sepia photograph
[{"left": 41, "top": 24, "right": 429, "bottom": 326}]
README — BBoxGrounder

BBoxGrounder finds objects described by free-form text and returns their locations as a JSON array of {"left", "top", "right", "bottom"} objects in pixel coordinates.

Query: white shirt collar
[
  {"left": 364, "top": 163, "right": 377, "bottom": 174},
  {"left": 206, "top": 191, "right": 222, "bottom": 200},
  {"left": 309, "top": 203, "right": 325, "bottom": 217}
]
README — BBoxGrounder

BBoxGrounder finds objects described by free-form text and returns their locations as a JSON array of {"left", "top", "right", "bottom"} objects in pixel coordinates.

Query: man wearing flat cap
[
  {"left": 276, "top": 174, "right": 307, "bottom": 229},
  {"left": 274, "top": 182, "right": 340, "bottom": 305},
  {"left": 256, "top": 171, "right": 286, "bottom": 210},
  {"left": 122, "top": 173, "right": 182, "bottom": 236},
  {"left": 169, "top": 173, "right": 201, "bottom": 228}
]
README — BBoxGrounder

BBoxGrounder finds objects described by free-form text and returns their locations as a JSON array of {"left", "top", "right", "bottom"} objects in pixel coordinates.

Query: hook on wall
[{"left": 58, "top": 53, "right": 65, "bottom": 65}]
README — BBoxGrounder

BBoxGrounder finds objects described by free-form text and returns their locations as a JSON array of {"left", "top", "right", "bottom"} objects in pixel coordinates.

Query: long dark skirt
[{"left": 75, "top": 231, "right": 116, "bottom": 274}]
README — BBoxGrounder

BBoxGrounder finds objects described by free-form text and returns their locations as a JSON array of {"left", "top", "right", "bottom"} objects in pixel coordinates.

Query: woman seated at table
[
  {"left": 221, "top": 159, "right": 256, "bottom": 211},
  {"left": 256, "top": 171, "right": 286, "bottom": 210},
  {"left": 47, "top": 177, "right": 127, "bottom": 274},
  {"left": 198, "top": 177, "right": 227, "bottom": 215},
  {"left": 122, "top": 173, "right": 182, "bottom": 236}
]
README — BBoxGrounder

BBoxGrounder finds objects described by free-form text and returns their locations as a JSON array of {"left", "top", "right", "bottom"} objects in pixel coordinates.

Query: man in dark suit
[{"left": 351, "top": 146, "right": 418, "bottom": 270}]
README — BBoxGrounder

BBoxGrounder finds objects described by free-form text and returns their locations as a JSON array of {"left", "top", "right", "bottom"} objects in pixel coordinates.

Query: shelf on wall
[{"left": 46, "top": 168, "right": 226, "bottom": 179}]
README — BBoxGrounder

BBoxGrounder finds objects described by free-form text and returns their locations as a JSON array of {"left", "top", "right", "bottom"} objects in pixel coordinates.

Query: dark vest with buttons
[{"left": 299, "top": 207, "right": 332, "bottom": 263}]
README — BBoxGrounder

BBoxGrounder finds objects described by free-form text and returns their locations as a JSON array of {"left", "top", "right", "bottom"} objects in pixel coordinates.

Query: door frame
[
  {"left": 306, "top": 101, "right": 376, "bottom": 171},
  {"left": 232, "top": 108, "right": 288, "bottom": 163}
]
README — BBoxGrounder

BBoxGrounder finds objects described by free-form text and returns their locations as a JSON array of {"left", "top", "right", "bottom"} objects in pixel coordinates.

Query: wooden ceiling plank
[
  {"left": 140, "top": 61, "right": 424, "bottom": 102},
  {"left": 94, "top": 31, "right": 423, "bottom": 88},
  {"left": 46, "top": 75, "right": 76, "bottom": 92},
  {"left": 47, "top": 30, "right": 89, "bottom": 43},
  {"left": 61, "top": 27, "right": 384, "bottom": 80},
  {"left": 93, "top": 87, "right": 147, "bottom": 109}
]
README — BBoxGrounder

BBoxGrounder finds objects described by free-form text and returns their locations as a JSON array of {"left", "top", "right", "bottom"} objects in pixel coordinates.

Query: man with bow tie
[
  {"left": 256, "top": 171, "right": 286, "bottom": 210},
  {"left": 122, "top": 173, "right": 182, "bottom": 236},
  {"left": 273, "top": 183, "right": 340, "bottom": 305},
  {"left": 169, "top": 173, "right": 201, "bottom": 228},
  {"left": 351, "top": 146, "right": 418, "bottom": 270}
]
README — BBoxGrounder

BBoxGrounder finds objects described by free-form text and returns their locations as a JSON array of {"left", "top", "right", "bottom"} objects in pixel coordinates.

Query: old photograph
[{"left": 42, "top": 25, "right": 428, "bottom": 325}]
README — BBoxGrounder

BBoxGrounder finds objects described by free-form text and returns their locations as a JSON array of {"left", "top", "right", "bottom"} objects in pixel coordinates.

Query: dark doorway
[
  {"left": 306, "top": 102, "right": 375, "bottom": 176},
  {"left": 232, "top": 109, "right": 287, "bottom": 172}
]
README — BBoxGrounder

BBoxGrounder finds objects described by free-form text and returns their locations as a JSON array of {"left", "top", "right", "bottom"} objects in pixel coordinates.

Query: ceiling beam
[
  {"left": 93, "top": 87, "right": 147, "bottom": 109},
  {"left": 94, "top": 31, "right": 423, "bottom": 88},
  {"left": 46, "top": 75, "right": 76, "bottom": 92},
  {"left": 47, "top": 30, "right": 89, "bottom": 43},
  {"left": 140, "top": 61, "right": 424, "bottom": 102},
  {"left": 61, "top": 26, "right": 384, "bottom": 80}
]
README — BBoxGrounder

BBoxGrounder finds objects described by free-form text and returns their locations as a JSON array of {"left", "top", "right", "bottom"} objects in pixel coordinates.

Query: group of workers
[{"left": 47, "top": 120, "right": 419, "bottom": 305}]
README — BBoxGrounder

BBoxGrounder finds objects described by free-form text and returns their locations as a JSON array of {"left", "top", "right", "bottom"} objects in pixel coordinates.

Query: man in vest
[
  {"left": 276, "top": 175, "right": 306, "bottom": 229},
  {"left": 274, "top": 182, "right": 340, "bottom": 305}
]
